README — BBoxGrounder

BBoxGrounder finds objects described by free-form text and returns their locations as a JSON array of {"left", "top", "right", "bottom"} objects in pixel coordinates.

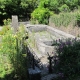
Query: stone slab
[
  {"left": 26, "top": 24, "right": 47, "bottom": 32},
  {"left": 11, "top": 15, "right": 19, "bottom": 32},
  {"left": 26, "top": 24, "right": 76, "bottom": 76},
  {"left": 26, "top": 24, "right": 75, "bottom": 55},
  {"left": 47, "top": 26, "right": 75, "bottom": 38},
  {"left": 28, "top": 67, "right": 41, "bottom": 74}
]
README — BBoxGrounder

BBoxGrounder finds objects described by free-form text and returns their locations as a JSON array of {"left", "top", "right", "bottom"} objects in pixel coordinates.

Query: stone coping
[
  {"left": 26, "top": 24, "right": 75, "bottom": 39},
  {"left": 47, "top": 26, "right": 75, "bottom": 38},
  {"left": 26, "top": 24, "right": 75, "bottom": 55},
  {"left": 26, "top": 24, "right": 47, "bottom": 33}
]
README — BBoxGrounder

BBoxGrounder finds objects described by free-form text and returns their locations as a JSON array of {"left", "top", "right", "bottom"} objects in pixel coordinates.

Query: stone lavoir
[
  {"left": 26, "top": 24, "right": 75, "bottom": 55},
  {"left": 25, "top": 24, "right": 75, "bottom": 80}
]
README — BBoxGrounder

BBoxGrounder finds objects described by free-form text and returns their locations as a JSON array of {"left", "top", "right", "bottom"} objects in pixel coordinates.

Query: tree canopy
[
  {"left": 0, "top": 0, "right": 38, "bottom": 24},
  {"left": 0, "top": 0, "right": 80, "bottom": 24}
]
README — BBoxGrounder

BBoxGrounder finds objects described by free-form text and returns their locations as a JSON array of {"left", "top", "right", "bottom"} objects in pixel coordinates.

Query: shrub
[
  {"left": 76, "top": 13, "right": 80, "bottom": 27},
  {"left": 0, "top": 25, "right": 28, "bottom": 79},
  {"left": 50, "top": 12, "right": 76, "bottom": 27},
  {"left": 31, "top": 7, "right": 52, "bottom": 24},
  {"left": 3, "top": 18, "right": 11, "bottom": 25},
  {"left": 0, "top": 25, "right": 10, "bottom": 35},
  {"left": 59, "top": 4, "right": 70, "bottom": 12},
  {"left": 56, "top": 38, "right": 80, "bottom": 80}
]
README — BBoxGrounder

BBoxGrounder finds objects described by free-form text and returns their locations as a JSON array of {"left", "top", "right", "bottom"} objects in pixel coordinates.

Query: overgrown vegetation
[
  {"left": 31, "top": 0, "right": 80, "bottom": 25},
  {"left": 0, "top": 23, "right": 28, "bottom": 80},
  {"left": 76, "top": 12, "right": 80, "bottom": 27},
  {"left": 31, "top": 7, "right": 52, "bottom": 24},
  {"left": 49, "top": 10, "right": 80, "bottom": 27},
  {"left": 0, "top": 0, "right": 80, "bottom": 24},
  {"left": 0, "top": 0, "right": 38, "bottom": 24},
  {"left": 1, "top": 0, "right": 80, "bottom": 80},
  {"left": 55, "top": 38, "right": 80, "bottom": 80},
  {"left": 50, "top": 12, "right": 76, "bottom": 27}
]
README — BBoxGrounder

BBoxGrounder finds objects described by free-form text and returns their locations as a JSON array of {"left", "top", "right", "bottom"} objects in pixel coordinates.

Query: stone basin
[
  {"left": 26, "top": 24, "right": 75, "bottom": 54},
  {"left": 36, "top": 41, "right": 55, "bottom": 55},
  {"left": 34, "top": 31, "right": 57, "bottom": 54}
]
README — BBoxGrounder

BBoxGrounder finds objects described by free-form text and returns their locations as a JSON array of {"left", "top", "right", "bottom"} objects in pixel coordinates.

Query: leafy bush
[
  {"left": 39, "top": 0, "right": 49, "bottom": 8},
  {"left": 0, "top": 25, "right": 10, "bottom": 35},
  {"left": 76, "top": 13, "right": 80, "bottom": 27},
  {"left": 59, "top": 4, "right": 70, "bottom": 12},
  {"left": 48, "top": 0, "right": 59, "bottom": 12},
  {"left": 0, "top": 19, "right": 11, "bottom": 35},
  {"left": 39, "top": 0, "right": 59, "bottom": 13},
  {"left": 0, "top": 25, "right": 28, "bottom": 80},
  {"left": 56, "top": 38, "right": 80, "bottom": 80},
  {"left": 31, "top": 7, "right": 52, "bottom": 24},
  {"left": 65, "top": 0, "right": 78, "bottom": 11},
  {"left": 3, "top": 18, "right": 11, "bottom": 25},
  {"left": 0, "top": 0, "right": 38, "bottom": 24}
]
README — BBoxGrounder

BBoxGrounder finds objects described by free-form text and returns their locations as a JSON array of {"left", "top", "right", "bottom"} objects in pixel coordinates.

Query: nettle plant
[{"left": 55, "top": 38, "right": 80, "bottom": 80}]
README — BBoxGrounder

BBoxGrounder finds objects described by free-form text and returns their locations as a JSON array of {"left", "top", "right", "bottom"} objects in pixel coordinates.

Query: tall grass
[
  {"left": 49, "top": 10, "right": 80, "bottom": 36},
  {"left": 50, "top": 12, "right": 76, "bottom": 27},
  {"left": 0, "top": 25, "right": 28, "bottom": 80}
]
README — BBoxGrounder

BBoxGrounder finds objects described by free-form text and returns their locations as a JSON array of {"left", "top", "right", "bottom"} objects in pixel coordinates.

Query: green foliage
[
  {"left": 0, "top": 19, "right": 11, "bottom": 35},
  {"left": 65, "top": 0, "right": 78, "bottom": 10},
  {"left": 0, "top": 0, "right": 38, "bottom": 23},
  {"left": 0, "top": 0, "right": 7, "bottom": 23},
  {"left": 76, "top": 12, "right": 80, "bottom": 27},
  {"left": 3, "top": 18, "right": 11, "bottom": 25},
  {"left": 59, "top": 4, "right": 70, "bottom": 12},
  {"left": 0, "top": 25, "right": 28, "bottom": 79},
  {"left": 56, "top": 38, "right": 80, "bottom": 80},
  {"left": 31, "top": 7, "right": 52, "bottom": 24},
  {"left": 48, "top": 0, "right": 59, "bottom": 13},
  {"left": 50, "top": 12, "right": 76, "bottom": 27},
  {"left": 0, "top": 0, "right": 6, "bottom": 15},
  {"left": 0, "top": 26, "right": 10, "bottom": 35},
  {"left": 32, "top": 0, "right": 80, "bottom": 26},
  {"left": 0, "top": 0, "right": 80, "bottom": 24},
  {"left": 0, "top": 27, "right": 15, "bottom": 78},
  {"left": 38, "top": 0, "right": 50, "bottom": 8},
  {"left": 38, "top": 0, "right": 59, "bottom": 13},
  {"left": 38, "top": 0, "right": 79, "bottom": 13}
]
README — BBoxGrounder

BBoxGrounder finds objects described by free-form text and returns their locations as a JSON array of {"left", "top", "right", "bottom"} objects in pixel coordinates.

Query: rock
[{"left": 11, "top": 15, "right": 19, "bottom": 33}]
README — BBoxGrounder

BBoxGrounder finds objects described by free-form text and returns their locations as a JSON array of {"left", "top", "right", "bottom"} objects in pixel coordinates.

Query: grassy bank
[{"left": 49, "top": 10, "right": 80, "bottom": 37}]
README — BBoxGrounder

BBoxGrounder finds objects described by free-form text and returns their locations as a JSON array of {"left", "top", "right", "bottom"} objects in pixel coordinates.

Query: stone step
[{"left": 41, "top": 74, "right": 58, "bottom": 80}]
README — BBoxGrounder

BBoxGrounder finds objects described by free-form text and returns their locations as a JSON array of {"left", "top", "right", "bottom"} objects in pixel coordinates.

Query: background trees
[
  {"left": 0, "top": 0, "right": 80, "bottom": 24},
  {"left": 0, "top": 0, "right": 38, "bottom": 24}
]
